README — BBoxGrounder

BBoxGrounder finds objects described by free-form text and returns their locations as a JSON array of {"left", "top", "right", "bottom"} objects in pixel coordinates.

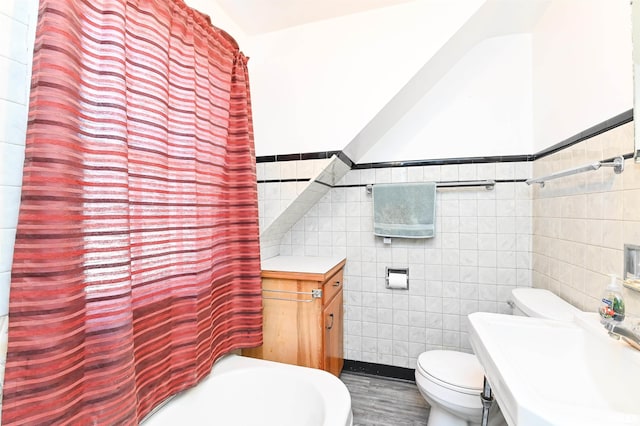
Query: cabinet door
[
  {"left": 243, "top": 278, "right": 323, "bottom": 369},
  {"left": 322, "top": 269, "right": 343, "bottom": 305},
  {"left": 323, "top": 290, "right": 344, "bottom": 377}
]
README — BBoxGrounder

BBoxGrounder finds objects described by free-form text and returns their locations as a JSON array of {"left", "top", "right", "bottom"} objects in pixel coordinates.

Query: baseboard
[{"left": 342, "top": 359, "right": 415, "bottom": 382}]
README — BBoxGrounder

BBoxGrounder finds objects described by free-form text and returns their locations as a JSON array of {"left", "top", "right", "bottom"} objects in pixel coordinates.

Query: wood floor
[{"left": 340, "top": 372, "right": 430, "bottom": 426}]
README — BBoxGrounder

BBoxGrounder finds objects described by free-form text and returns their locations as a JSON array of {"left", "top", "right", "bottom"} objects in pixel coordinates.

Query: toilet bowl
[
  {"left": 415, "top": 350, "right": 490, "bottom": 426},
  {"left": 415, "top": 288, "right": 580, "bottom": 426}
]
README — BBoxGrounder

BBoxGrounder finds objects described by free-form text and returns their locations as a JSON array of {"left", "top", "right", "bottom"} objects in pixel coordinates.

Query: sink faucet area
[
  {"left": 468, "top": 312, "right": 640, "bottom": 426},
  {"left": 603, "top": 319, "right": 640, "bottom": 351}
]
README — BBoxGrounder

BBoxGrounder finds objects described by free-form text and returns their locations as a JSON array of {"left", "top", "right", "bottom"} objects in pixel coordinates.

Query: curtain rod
[
  {"left": 525, "top": 156, "right": 624, "bottom": 187},
  {"left": 365, "top": 180, "right": 496, "bottom": 194}
]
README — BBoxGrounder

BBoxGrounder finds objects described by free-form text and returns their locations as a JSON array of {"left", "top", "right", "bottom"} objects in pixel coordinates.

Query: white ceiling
[{"left": 215, "top": 0, "right": 417, "bottom": 35}]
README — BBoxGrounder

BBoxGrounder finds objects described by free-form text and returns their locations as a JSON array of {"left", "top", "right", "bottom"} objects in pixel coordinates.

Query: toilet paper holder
[{"left": 386, "top": 267, "right": 409, "bottom": 290}]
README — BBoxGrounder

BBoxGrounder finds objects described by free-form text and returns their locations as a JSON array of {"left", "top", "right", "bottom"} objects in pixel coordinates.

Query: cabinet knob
[
  {"left": 326, "top": 313, "right": 334, "bottom": 330},
  {"left": 333, "top": 280, "right": 341, "bottom": 287}
]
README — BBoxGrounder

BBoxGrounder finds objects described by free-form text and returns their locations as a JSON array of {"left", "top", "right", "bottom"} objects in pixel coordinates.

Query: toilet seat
[{"left": 417, "top": 350, "right": 484, "bottom": 395}]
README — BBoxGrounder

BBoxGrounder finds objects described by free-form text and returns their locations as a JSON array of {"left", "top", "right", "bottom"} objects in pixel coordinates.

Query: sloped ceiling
[
  {"left": 195, "top": 0, "right": 630, "bottom": 163},
  {"left": 213, "top": 0, "right": 551, "bottom": 162},
  {"left": 343, "top": 0, "right": 551, "bottom": 163},
  {"left": 215, "top": 0, "right": 416, "bottom": 35}
]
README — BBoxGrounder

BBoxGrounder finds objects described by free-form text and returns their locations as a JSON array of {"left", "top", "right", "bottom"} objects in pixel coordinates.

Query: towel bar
[
  {"left": 526, "top": 156, "right": 624, "bottom": 187},
  {"left": 365, "top": 179, "right": 495, "bottom": 194},
  {"left": 436, "top": 180, "right": 495, "bottom": 190},
  {"left": 262, "top": 288, "right": 322, "bottom": 303}
]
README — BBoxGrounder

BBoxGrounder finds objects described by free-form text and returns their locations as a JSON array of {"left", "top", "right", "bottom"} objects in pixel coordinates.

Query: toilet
[{"left": 415, "top": 288, "right": 581, "bottom": 426}]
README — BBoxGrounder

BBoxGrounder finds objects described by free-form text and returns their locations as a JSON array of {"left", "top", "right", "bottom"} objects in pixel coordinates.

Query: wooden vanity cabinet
[
  {"left": 243, "top": 257, "right": 346, "bottom": 377},
  {"left": 323, "top": 289, "right": 343, "bottom": 376}
]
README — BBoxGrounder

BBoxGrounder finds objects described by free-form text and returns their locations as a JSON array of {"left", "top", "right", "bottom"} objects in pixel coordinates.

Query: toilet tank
[{"left": 510, "top": 288, "right": 581, "bottom": 321}]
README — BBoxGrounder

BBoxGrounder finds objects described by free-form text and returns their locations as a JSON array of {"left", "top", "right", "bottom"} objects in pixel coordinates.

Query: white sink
[{"left": 468, "top": 312, "right": 640, "bottom": 426}]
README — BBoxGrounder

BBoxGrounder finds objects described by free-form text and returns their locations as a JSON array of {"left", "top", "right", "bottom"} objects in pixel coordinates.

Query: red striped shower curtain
[{"left": 3, "top": 0, "right": 262, "bottom": 424}]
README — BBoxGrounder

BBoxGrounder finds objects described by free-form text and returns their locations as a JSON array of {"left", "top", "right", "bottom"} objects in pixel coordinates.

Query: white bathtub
[{"left": 142, "top": 354, "right": 353, "bottom": 426}]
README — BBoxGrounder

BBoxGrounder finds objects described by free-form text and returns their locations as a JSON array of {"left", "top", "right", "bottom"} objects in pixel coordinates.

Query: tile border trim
[
  {"left": 255, "top": 109, "right": 633, "bottom": 168},
  {"left": 256, "top": 151, "right": 342, "bottom": 163},
  {"left": 533, "top": 109, "right": 633, "bottom": 160},
  {"left": 256, "top": 178, "right": 312, "bottom": 184},
  {"left": 352, "top": 154, "right": 533, "bottom": 169}
]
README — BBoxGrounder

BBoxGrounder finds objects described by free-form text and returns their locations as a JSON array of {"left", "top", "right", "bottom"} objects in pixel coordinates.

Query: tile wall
[
  {"left": 0, "top": 0, "right": 39, "bottom": 413},
  {"left": 532, "top": 122, "right": 640, "bottom": 317},
  {"left": 256, "top": 158, "right": 331, "bottom": 230},
  {"left": 266, "top": 160, "right": 534, "bottom": 368},
  {"left": 257, "top": 156, "right": 351, "bottom": 259}
]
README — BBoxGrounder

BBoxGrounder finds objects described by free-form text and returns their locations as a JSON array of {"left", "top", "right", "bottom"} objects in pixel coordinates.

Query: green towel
[{"left": 373, "top": 182, "right": 436, "bottom": 238}]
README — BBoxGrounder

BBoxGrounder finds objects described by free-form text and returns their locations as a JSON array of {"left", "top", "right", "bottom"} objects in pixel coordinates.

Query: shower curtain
[{"left": 2, "top": 0, "right": 262, "bottom": 424}]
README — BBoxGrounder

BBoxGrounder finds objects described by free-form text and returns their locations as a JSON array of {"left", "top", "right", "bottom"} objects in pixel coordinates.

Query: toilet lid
[
  {"left": 417, "top": 350, "right": 484, "bottom": 393},
  {"left": 511, "top": 288, "right": 580, "bottom": 321}
]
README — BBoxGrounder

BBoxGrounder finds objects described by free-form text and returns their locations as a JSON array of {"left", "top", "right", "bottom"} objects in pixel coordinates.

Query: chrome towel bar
[
  {"left": 526, "top": 156, "right": 624, "bottom": 187},
  {"left": 262, "top": 288, "right": 322, "bottom": 303},
  {"left": 365, "top": 179, "right": 495, "bottom": 194}
]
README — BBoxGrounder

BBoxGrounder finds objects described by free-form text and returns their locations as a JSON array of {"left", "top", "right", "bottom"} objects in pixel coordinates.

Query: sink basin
[{"left": 468, "top": 312, "right": 640, "bottom": 426}]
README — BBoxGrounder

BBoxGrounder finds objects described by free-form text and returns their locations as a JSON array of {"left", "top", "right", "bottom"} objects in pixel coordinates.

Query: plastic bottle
[{"left": 599, "top": 274, "right": 625, "bottom": 322}]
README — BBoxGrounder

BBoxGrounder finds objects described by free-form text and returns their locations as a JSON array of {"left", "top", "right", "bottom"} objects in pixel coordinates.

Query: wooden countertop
[{"left": 261, "top": 255, "right": 346, "bottom": 281}]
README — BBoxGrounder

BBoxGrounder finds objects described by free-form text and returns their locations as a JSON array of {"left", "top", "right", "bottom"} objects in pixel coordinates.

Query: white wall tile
[
  {"left": 623, "top": 189, "right": 640, "bottom": 221},
  {"left": 514, "top": 162, "right": 532, "bottom": 180},
  {"left": 390, "top": 167, "right": 407, "bottom": 183},
  {"left": 0, "top": 185, "right": 20, "bottom": 229},
  {"left": 297, "top": 159, "right": 316, "bottom": 178},
  {"left": 0, "top": 13, "right": 28, "bottom": 64},
  {"left": 263, "top": 162, "right": 280, "bottom": 180},
  {"left": 531, "top": 124, "right": 640, "bottom": 317},
  {"left": 0, "top": 272, "right": 9, "bottom": 316},
  {"left": 0, "top": 142, "right": 24, "bottom": 187},
  {"left": 440, "top": 165, "right": 458, "bottom": 181},
  {"left": 0, "top": 100, "right": 28, "bottom": 145},
  {"left": 407, "top": 166, "right": 423, "bottom": 182},
  {"left": 0, "top": 56, "right": 27, "bottom": 104},
  {"left": 375, "top": 168, "right": 391, "bottom": 183},
  {"left": 279, "top": 161, "right": 297, "bottom": 179},
  {"left": 0, "top": 229, "right": 17, "bottom": 272},
  {"left": 255, "top": 162, "right": 265, "bottom": 180},
  {"left": 458, "top": 164, "right": 477, "bottom": 180},
  {"left": 477, "top": 163, "right": 495, "bottom": 180},
  {"left": 0, "top": 0, "right": 32, "bottom": 25},
  {"left": 423, "top": 166, "right": 441, "bottom": 182},
  {"left": 495, "top": 163, "right": 515, "bottom": 180}
]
